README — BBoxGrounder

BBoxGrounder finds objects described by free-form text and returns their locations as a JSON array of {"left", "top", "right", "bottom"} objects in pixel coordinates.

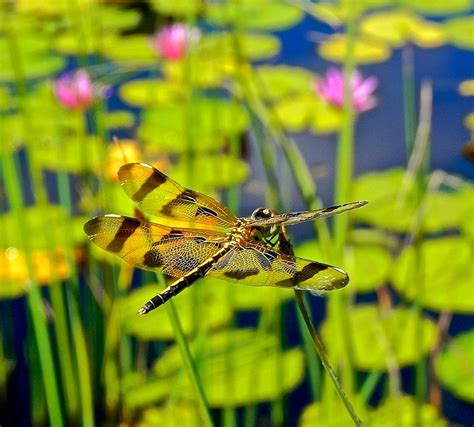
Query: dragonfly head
[{"left": 250, "top": 207, "right": 280, "bottom": 244}]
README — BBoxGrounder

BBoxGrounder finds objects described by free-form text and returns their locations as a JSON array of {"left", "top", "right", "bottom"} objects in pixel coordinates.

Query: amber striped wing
[
  {"left": 118, "top": 163, "right": 237, "bottom": 231},
  {"left": 208, "top": 241, "right": 348, "bottom": 293},
  {"left": 84, "top": 215, "right": 226, "bottom": 277}
]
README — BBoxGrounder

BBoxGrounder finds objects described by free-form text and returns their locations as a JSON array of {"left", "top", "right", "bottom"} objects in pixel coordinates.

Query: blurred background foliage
[{"left": 0, "top": 0, "right": 473, "bottom": 426}]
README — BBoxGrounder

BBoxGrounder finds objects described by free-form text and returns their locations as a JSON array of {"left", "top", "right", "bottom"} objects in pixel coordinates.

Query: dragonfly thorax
[{"left": 249, "top": 207, "right": 280, "bottom": 244}]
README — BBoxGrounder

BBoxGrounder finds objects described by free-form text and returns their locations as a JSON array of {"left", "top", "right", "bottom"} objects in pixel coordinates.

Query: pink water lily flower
[
  {"left": 315, "top": 68, "right": 378, "bottom": 112},
  {"left": 150, "top": 23, "right": 201, "bottom": 60},
  {"left": 54, "top": 70, "right": 98, "bottom": 110}
]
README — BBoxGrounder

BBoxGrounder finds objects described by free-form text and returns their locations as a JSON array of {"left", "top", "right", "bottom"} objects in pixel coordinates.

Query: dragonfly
[{"left": 84, "top": 162, "right": 367, "bottom": 315}]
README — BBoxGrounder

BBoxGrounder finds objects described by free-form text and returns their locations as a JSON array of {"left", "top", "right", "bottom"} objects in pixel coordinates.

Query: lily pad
[
  {"left": 139, "top": 98, "right": 249, "bottom": 154},
  {"left": 463, "top": 112, "right": 474, "bottom": 131},
  {"left": 322, "top": 304, "right": 437, "bottom": 370},
  {"left": 318, "top": 34, "right": 391, "bottom": 64},
  {"left": 153, "top": 329, "right": 305, "bottom": 407},
  {"left": 297, "top": 241, "right": 391, "bottom": 293},
  {"left": 150, "top": 0, "right": 202, "bottom": 16},
  {"left": 314, "top": 0, "right": 394, "bottom": 22},
  {"left": 103, "top": 111, "right": 135, "bottom": 129},
  {"left": 138, "top": 403, "right": 201, "bottom": 426},
  {"left": 207, "top": 1, "right": 304, "bottom": 31},
  {"left": 231, "top": 284, "right": 293, "bottom": 310},
  {"left": 119, "top": 280, "right": 232, "bottom": 340},
  {"left": 252, "top": 66, "right": 316, "bottom": 101},
  {"left": 435, "top": 330, "right": 474, "bottom": 403},
  {"left": 169, "top": 155, "right": 249, "bottom": 190},
  {"left": 119, "top": 79, "right": 184, "bottom": 107},
  {"left": 401, "top": 0, "right": 471, "bottom": 15},
  {"left": 367, "top": 395, "right": 446, "bottom": 426},
  {"left": 392, "top": 236, "right": 474, "bottom": 313},
  {"left": 352, "top": 169, "right": 474, "bottom": 232},
  {"left": 300, "top": 399, "right": 368, "bottom": 427},
  {"left": 100, "top": 35, "right": 159, "bottom": 65},
  {"left": 444, "top": 16, "right": 474, "bottom": 50},
  {"left": 459, "top": 80, "right": 474, "bottom": 96}
]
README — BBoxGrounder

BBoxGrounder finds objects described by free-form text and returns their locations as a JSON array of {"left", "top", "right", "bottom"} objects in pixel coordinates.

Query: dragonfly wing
[
  {"left": 118, "top": 163, "right": 237, "bottom": 230},
  {"left": 245, "top": 201, "right": 368, "bottom": 228},
  {"left": 208, "top": 242, "right": 348, "bottom": 294},
  {"left": 84, "top": 215, "right": 225, "bottom": 277}
]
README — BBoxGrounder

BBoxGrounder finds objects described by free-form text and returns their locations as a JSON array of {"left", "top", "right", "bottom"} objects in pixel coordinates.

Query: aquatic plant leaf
[
  {"left": 321, "top": 305, "right": 437, "bottom": 370},
  {"left": 300, "top": 399, "right": 368, "bottom": 427},
  {"left": 352, "top": 169, "right": 474, "bottom": 232},
  {"left": 138, "top": 403, "right": 201, "bottom": 426},
  {"left": 150, "top": 0, "right": 202, "bottom": 16},
  {"left": 153, "top": 329, "right": 305, "bottom": 407},
  {"left": 315, "top": 0, "right": 394, "bottom": 22},
  {"left": 207, "top": 1, "right": 304, "bottom": 31},
  {"left": 101, "top": 35, "right": 159, "bottom": 65},
  {"left": 139, "top": 98, "right": 249, "bottom": 154},
  {"left": 367, "top": 395, "right": 446, "bottom": 426},
  {"left": 435, "top": 331, "right": 474, "bottom": 403},
  {"left": 464, "top": 113, "right": 474, "bottom": 131},
  {"left": 119, "top": 280, "right": 232, "bottom": 340},
  {"left": 392, "top": 236, "right": 474, "bottom": 313},
  {"left": 444, "top": 16, "right": 474, "bottom": 50},
  {"left": 119, "top": 79, "right": 184, "bottom": 107},
  {"left": 318, "top": 34, "right": 391, "bottom": 64},
  {"left": 230, "top": 284, "right": 293, "bottom": 310},
  {"left": 103, "top": 111, "right": 135, "bottom": 129},
  {"left": 459, "top": 80, "right": 474, "bottom": 96},
  {"left": 309, "top": 100, "right": 344, "bottom": 134},
  {"left": 169, "top": 155, "right": 250, "bottom": 190},
  {"left": 401, "top": 0, "right": 471, "bottom": 15},
  {"left": 253, "top": 66, "right": 316, "bottom": 101},
  {"left": 360, "top": 10, "right": 445, "bottom": 48},
  {"left": 273, "top": 94, "right": 318, "bottom": 132},
  {"left": 297, "top": 241, "right": 391, "bottom": 293},
  {"left": 0, "top": 86, "right": 15, "bottom": 110},
  {"left": 197, "top": 32, "right": 281, "bottom": 61}
]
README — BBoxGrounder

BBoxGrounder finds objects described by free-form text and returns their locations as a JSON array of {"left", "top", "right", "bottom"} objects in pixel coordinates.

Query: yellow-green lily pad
[
  {"left": 435, "top": 330, "right": 474, "bottom": 403},
  {"left": 231, "top": 284, "right": 293, "bottom": 310},
  {"left": 352, "top": 169, "right": 474, "bottom": 232},
  {"left": 273, "top": 94, "right": 319, "bottom": 133},
  {"left": 101, "top": 35, "right": 159, "bottom": 65},
  {"left": 314, "top": 0, "right": 394, "bottom": 22},
  {"left": 207, "top": 1, "right": 304, "bottom": 31},
  {"left": 318, "top": 34, "right": 391, "bottom": 64},
  {"left": 139, "top": 98, "right": 249, "bottom": 154},
  {"left": 367, "top": 395, "right": 446, "bottom": 426},
  {"left": 119, "top": 280, "right": 232, "bottom": 340},
  {"left": 401, "top": 0, "right": 471, "bottom": 15},
  {"left": 297, "top": 241, "right": 392, "bottom": 293},
  {"left": 459, "top": 80, "right": 474, "bottom": 96},
  {"left": 138, "top": 403, "right": 201, "bottom": 426},
  {"left": 392, "top": 236, "right": 474, "bottom": 313},
  {"left": 300, "top": 399, "right": 368, "bottom": 427},
  {"left": 444, "top": 16, "right": 474, "bottom": 50},
  {"left": 150, "top": 0, "right": 202, "bottom": 16},
  {"left": 153, "top": 329, "right": 305, "bottom": 407},
  {"left": 463, "top": 112, "right": 474, "bottom": 131},
  {"left": 119, "top": 79, "right": 184, "bottom": 107},
  {"left": 103, "top": 110, "right": 135, "bottom": 129},
  {"left": 322, "top": 305, "right": 437, "bottom": 370}
]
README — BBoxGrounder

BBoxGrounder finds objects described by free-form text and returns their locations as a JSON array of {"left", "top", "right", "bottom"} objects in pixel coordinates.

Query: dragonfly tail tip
[{"left": 137, "top": 306, "right": 149, "bottom": 315}]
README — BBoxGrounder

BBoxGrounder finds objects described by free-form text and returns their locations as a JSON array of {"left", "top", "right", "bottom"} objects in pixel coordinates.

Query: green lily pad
[
  {"left": 401, "top": 0, "right": 471, "bottom": 15},
  {"left": 444, "top": 16, "right": 474, "bottom": 50},
  {"left": 322, "top": 305, "right": 437, "bottom": 370},
  {"left": 0, "top": 206, "right": 88, "bottom": 251},
  {"left": 150, "top": 0, "right": 202, "bottom": 16},
  {"left": 104, "top": 111, "right": 135, "bottom": 129},
  {"left": 459, "top": 80, "right": 474, "bottom": 96},
  {"left": 197, "top": 32, "right": 281, "bottom": 61},
  {"left": 318, "top": 34, "right": 391, "bottom": 64},
  {"left": 392, "top": 236, "right": 474, "bottom": 313},
  {"left": 309, "top": 99, "right": 345, "bottom": 134},
  {"left": 300, "top": 399, "right": 368, "bottom": 427},
  {"left": 153, "top": 329, "right": 305, "bottom": 407},
  {"left": 463, "top": 112, "right": 474, "bottom": 131},
  {"left": 352, "top": 169, "right": 474, "bottom": 232},
  {"left": 253, "top": 66, "right": 316, "bottom": 101},
  {"left": 314, "top": 0, "right": 394, "bottom": 22},
  {"left": 119, "top": 79, "right": 184, "bottom": 107},
  {"left": 435, "top": 330, "right": 474, "bottom": 403},
  {"left": 207, "top": 1, "right": 304, "bottom": 31},
  {"left": 169, "top": 155, "right": 249, "bottom": 191},
  {"left": 101, "top": 35, "right": 159, "bottom": 65},
  {"left": 367, "top": 395, "right": 446, "bottom": 426},
  {"left": 297, "top": 241, "right": 391, "bottom": 293},
  {"left": 139, "top": 98, "right": 249, "bottom": 154},
  {"left": 0, "top": 86, "right": 15, "bottom": 110},
  {"left": 138, "top": 403, "right": 201, "bottom": 426},
  {"left": 360, "top": 10, "right": 445, "bottom": 48},
  {"left": 119, "top": 280, "right": 232, "bottom": 340},
  {"left": 231, "top": 284, "right": 293, "bottom": 310}
]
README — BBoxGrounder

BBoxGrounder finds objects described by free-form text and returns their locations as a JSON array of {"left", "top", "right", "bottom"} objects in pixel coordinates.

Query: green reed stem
[
  {"left": 2, "top": 154, "right": 64, "bottom": 427},
  {"left": 155, "top": 275, "right": 213, "bottom": 426},
  {"left": 402, "top": 45, "right": 416, "bottom": 155},
  {"left": 294, "top": 290, "right": 363, "bottom": 426},
  {"left": 359, "top": 371, "right": 383, "bottom": 403}
]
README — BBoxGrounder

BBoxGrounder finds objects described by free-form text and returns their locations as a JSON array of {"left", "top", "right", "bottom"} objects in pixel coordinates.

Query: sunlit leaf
[
  {"left": 101, "top": 35, "right": 159, "bottom": 65},
  {"left": 444, "top": 16, "right": 474, "bottom": 50},
  {"left": 401, "top": 0, "right": 471, "bottom": 15},
  {"left": 322, "top": 305, "right": 437, "bottom": 370},
  {"left": 435, "top": 331, "right": 474, "bottom": 403},
  {"left": 119, "top": 79, "right": 184, "bottom": 107},
  {"left": 119, "top": 280, "right": 232, "bottom": 341},
  {"left": 273, "top": 94, "right": 318, "bottom": 132},
  {"left": 300, "top": 399, "right": 368, "bottom": 427},
  {"left": 463, "top": 113, "right": 474, "bottom": 131},
  {"left": 153, "top": 329, "right": 305, "bottom": 407},
  {"left": 138, "top": 403, "right": 201, "bottom": 426},
  {"left": 315, "top": 0, "right": 394, "bottom": 22},
  {"left": 231, "top": 284, "right": 293, "bottom": 310},
  {"left": 309, "top": 100, "right": 344, "bottom": 134},
  {"left": 104, "top": 110, "right": 135, "bottom": 129},
  {"left": 459, "top": 80, "right": 474, "bottom": 96},
  {"left": 318, "top": 34, "right": 391, "bottom": 64},
  {"left": 367, "top": 395, "right": 446, "bottom": 426},
  {"left": 139, "top": 98, "right": 249, "bottom": 154},
  {"left": 207, "top": 1, "right": 304, "bottom": 31},
  {"left": 392, "top": 236, "right": 474, "bottom": 313},
  {"left": 150, "top": 0, "right": 202, "bottom": 16}
]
